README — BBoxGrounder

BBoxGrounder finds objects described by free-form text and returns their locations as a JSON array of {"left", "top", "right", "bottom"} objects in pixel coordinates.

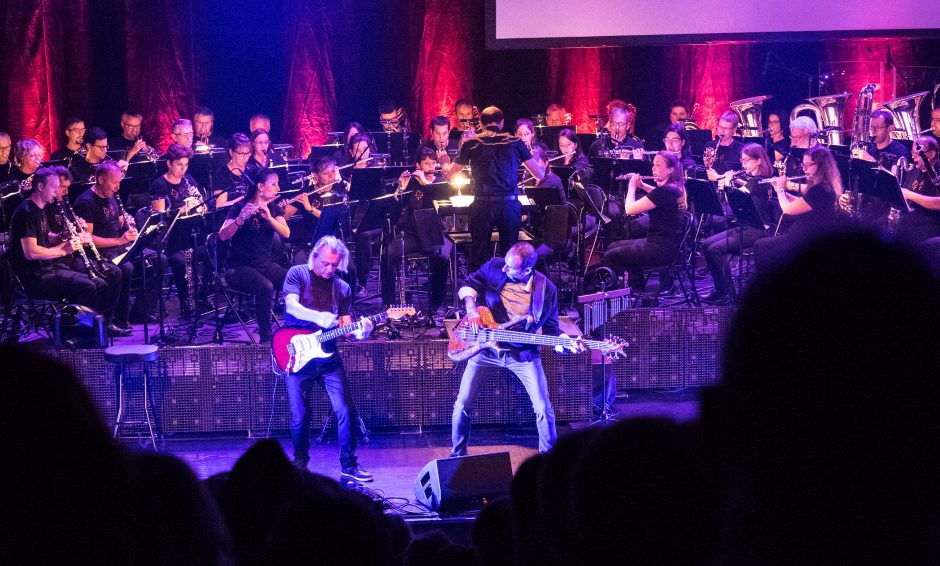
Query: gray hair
[
  {"left": 790, "top": 116, "right": 818, "bottom": 135},
  {"left": 508, "top": 241, "right": 538, "bottom": 270},
  {"left": 309, "top": 235, "right": 350, "bottom": 272}
]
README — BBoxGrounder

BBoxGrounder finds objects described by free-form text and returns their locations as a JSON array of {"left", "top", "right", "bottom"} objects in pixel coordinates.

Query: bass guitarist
[
  {"left": 281, "top": 235, "right": 374, "bottom": 481},
  {"left": 452, "top": 242, "right": 585, "bottom": 457}
]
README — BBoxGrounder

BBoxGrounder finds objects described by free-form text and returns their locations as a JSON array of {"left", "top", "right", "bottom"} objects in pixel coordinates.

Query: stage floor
[{"left": 119, "top": 389, "right": 700, "bottom": 519}]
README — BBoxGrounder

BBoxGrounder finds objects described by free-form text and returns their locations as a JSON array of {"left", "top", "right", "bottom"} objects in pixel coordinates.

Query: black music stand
[
  {"left": 312, "top": 202, "right": 350, "bottom": 244},
  {"left": 685, "top": 178, "right": 726, "bottom": 261},
  {"left": 348, "top": 168, "right": 385, "bottom": 202},
  {"left": 536, "top": 125, "right": 567, "bottom": 150},
  {"left": 370, "top": 131, "right": 420, "bottom": 164},
  {"left": 874, "top": 169, "right": 911, "bottom": 212},
  {"left": 114, "top": 210, "right": 163, "bottom": 344}
]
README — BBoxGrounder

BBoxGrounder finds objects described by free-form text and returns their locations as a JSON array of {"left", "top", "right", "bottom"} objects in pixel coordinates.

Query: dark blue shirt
[
  {"left": 455, "top": 127, "right": 532, "bottom": 198},
  {"left": 282, "top": 264, "right": 351, "bottom": 330}
]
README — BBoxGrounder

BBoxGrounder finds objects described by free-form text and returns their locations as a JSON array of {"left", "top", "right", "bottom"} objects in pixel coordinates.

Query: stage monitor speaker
[
  {"left": 54, "top": 304, "right": 106, "bottom": 349},
  {"left": 413, "top": 451, "right": 512, "bottom": 514}
]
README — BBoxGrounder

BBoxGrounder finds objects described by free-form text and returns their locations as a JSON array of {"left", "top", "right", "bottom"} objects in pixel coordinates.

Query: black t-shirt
[
  {"left": 49, "top": 147, "right": 80, "bottom": 163},
  {"left": 108, "top": 135, "right": 137, "bottom": 152},
  {"left": 282, "top": 264, "right": 352, "bottom": 330},
  {"left": 535, "top": 172, "right": 566, "bottom": 204},
  {"left": 214, "top": 165, "right": 251, "bottom": 201},
  {"left": 869, "top": 140, "right": 911, "bottom": 167},
  {"left": 69, "top": 157, "right": 100, "bottom": 184},
  {"left": 784, "top": 146, "right": 810, "bottom": 177},
  {"left": 454, "top": 127, "right": 532, "bottom": 198},
  {"left": 789, "top": 183, "right": 837, "bottom": 237},
  {"left": 0, "top": 161, "right": 13, "bottom": 183},
  {"left": 73, "top": 188, "right": 124, "bottom": 239},
  {"left": 149, "top": 174, "right": 203, "bottom": 210},
  {"left": 771, "top": 137, "right": 791, "bottom": 160},
  {"left": 588, "top": 135, "right": 644, "bottom": 158},
  {"left": 704, "top": 139, "right": 744, "bottom": 174},
  {"left": 899, "top": 168, "right": 940, "bottom": 241},
  {"left": 645, "top": 183, "right": 685, "bottom": 241},
  {"left": 8, "top": 199, "right": 54, "bottom": 281},
  {"left": 224, "top": 200, "right": 283, "bottom": 269}
]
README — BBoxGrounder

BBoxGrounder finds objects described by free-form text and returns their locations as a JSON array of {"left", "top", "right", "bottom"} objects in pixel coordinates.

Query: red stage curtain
[
  {"left": 123, "top": 0, "right": 196, "bottom": 150},
  {"left": 411, "top": 0, "right": 481, "bottom": 135},
  {"left": 0, "top": 1, "right": 93, "bottom": 154},
  {"left": 667, "top": 44, "right": 755, "bottom": 132},
  {"left": 282, "top": 2, "right": 337, "bottom": 158},
  {"left": 546, "top": 48, "right": 624, "bottom": 134}
]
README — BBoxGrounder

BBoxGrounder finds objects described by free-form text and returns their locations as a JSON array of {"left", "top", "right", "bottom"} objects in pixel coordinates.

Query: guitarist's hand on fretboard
[
  {"left": 554, "top": 334, "right": 587, "bottom": 354},
  {"left": 349, "top": 316, "right": 374, "bottom": 340}
]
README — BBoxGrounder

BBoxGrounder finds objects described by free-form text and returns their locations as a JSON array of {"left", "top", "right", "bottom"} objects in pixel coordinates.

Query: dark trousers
[
  {"left": 702, "top": 226, "right": 766, "bottom": 295},
  {"left": 286, "top": 358, "right": 358, "bottom": 468},
  {"left": 23, "top": 264, "right": 120, "bottom": 315},
  {"left": 224, "top": 262, "right": 287, "bottom": 338},
  {"left": 106, "top": 248, "right": 160, "bottom": 325},
  {"left": 381, "top": 232, "right": 450, "bottom": 309},
  {"left": 354, "top": 228, "right": 383, "bottom": 287},
  {"left": 468, "top": 198, "right": 521, "bottom": 273},
  {"left": 603, "top": 237, "right": 678, "bottom": 291}
]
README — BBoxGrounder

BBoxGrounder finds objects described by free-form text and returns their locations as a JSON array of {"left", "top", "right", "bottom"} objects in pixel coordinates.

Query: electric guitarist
[
  {"left": 280, "top": 235, "right": 374, "bottom": 482},
  {"left": 451, "top": 242, "right": 585, "bottom": 457}
]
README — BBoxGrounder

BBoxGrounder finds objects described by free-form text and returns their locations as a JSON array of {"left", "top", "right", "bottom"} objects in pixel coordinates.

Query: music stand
[
  {"left": 536, "top": 125, "right": 567, "bottom": 150},
  {"left": 873, "top": 169, "right": 911, "bottom": 212},
  {"left": 355, "top": 191, "right": 407, "bottom": 236},
  {"left": 348, "top": 168, "right": 385, "bottom": 202},
  {"left": 525, "top": 186, "right": 565, "bottom": 209},
  {"left": 370, "top": 131, "right": 420, "bottom": 164},
  {"left": 685, "top": 178, "right": 727, "bottom": 260},
  {"left": 312, "top": 202, "right": 350, "bottom": 244}
]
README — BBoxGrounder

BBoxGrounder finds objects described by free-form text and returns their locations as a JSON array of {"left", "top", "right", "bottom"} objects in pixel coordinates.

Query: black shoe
[
  {"left": 292, "top": 458, "right": 309, "bottom": 471},
  {"left": 355, "top": 285, "right": 370, "bottom": 299},
  {"left": 259, "top": 334, "right": 272, "bottom": 345},
  {"left": 701, "top": 290, "right": 726, "bottom": 304},
  {"left": 341, "top": 464, "right": 374, "bottom": 482},
  {"left": 108, "top": 323, "right": 133, "bottom": 337}
]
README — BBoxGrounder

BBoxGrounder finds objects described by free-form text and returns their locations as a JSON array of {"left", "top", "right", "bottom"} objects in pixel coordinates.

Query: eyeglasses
[
  {"left": 663, "top": 137, "right": 682, "bottom": 143},
  {"left": 234, "top": 151, "right": 251, "bottom": 156},
  {"left": 93, "top": 144, "right": 109, "bottom": 150},
  {"left": 610, "top": 121, "right": 628, "bottom": 127},
  {"left": 25, "top": 152, "right": 43, "bottom": 160},
  {"left": 871, "top": 125, "right": 887, "bottom": 131},
  {"left": 767, "top": 119, "right": 781, "bottom": 124},
  {"left": 174, "top": 131, "right": 194, "bottom": 136},
  {"left": 67, "top": 127, "right": 86, "bottom": 133}
]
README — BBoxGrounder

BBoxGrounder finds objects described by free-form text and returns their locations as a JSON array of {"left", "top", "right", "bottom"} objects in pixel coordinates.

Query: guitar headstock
[{"left": 387, "top": 305, "right": 416, "bottom": 320}]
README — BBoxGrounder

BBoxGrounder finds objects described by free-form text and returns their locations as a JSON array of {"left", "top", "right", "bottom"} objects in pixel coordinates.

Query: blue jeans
[
  {"left": 285, "top": 359, "right": 357, "bottom": 469},
  {"left": 452, "top": 352, "right": 557, "bottom": 456}
]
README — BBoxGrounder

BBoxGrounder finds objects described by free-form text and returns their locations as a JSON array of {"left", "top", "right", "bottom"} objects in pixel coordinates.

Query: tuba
[
  {"left": 850, "top": 83, "right": 877, "bottom": 151},
  {"left": 791, "top": 92, "right": 852, "bottom": 146},
  {"left": 879, "top": 90, "right": 931, "bottom": 141},
  {"left": 730, "top": 95, "right": 772, "bottom": 138}
]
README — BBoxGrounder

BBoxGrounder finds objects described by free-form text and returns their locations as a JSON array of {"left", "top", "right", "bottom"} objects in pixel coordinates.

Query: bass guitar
[
  {"left": 273, "top": 306, "right": 415, "bottom": 373},
  {"left": 447, "top": 307, "right": 626, "bottom": 362}
]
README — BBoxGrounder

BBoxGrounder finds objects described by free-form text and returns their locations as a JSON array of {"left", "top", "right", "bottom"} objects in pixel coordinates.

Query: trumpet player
[
  {"left": 898, "top": 136, "right": 940, "bottom": 246},
  {"left": 546, "top": 103, "right": 569, "bottom": 127},
  {"left": 193, "top": 106, "right": 225, "bottom": 149},
  {"left": 69, "top": 127, "right": 123, "bottom": 183},
  {"left": 705, "top": 111, "right": 744, "bottom": 178},
  {"left": 378, "top": 100, "right": 410, "bottom": 133},
  {"left": 219, "top": 167, "right": 290, "bottom": 343},
  {"left": 110, "top": 111, "right": 153, "bottom": 163},
  {"left": 8, "top": 167, "right": 128, "bottom": 334},
  {"left": 453, "top": 98, "right": 478, "bottom": 137},
  {"left": 589, "top": 106, "right": 644, "bottom": 158},
  {"left": 423, "top": 115, "right": 456, "bottom": 162}
]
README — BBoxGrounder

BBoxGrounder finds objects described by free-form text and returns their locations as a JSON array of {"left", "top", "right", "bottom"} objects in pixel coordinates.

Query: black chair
[
  {"left": 0, "top": 253, "right": 62, "bottom": 343},
  {"left": 540, "top": 203, "right": 579, "bottom": 296},
  {"left": 638, "top": 210, "right": 701, "bottom": 306},
  {"left": 205, "top": 233, "right": 258, "bottom": 344}
]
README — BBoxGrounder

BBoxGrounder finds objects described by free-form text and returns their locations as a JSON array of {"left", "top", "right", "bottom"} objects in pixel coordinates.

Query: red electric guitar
[{"left": 272, "top": 306, "right": 415, "bottom": 373}]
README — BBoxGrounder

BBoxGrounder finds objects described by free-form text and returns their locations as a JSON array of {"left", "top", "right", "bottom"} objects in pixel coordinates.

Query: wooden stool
[{"left": 106, "top": 344, "right": 160, "bottom": 450}]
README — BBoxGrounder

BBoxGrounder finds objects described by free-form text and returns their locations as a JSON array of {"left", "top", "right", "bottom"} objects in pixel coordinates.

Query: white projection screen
[{"left": 486, "top": 0, "right": 940, "bottom": 48}]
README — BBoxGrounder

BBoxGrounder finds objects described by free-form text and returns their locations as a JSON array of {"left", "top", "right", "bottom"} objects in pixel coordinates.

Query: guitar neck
[
  {"left": 479, "top": 329, "right": 614, "bottom": 352},
  {"left": 319, "top": 313, "right": 387, "bottom": 342}
]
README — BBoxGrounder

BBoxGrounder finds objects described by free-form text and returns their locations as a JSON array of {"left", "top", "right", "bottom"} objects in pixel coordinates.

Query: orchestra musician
[
  {"left": 149, "top": 144, "right": 210, "bottom": 317},
  {"left": 669, "top": 101, "right": 689, "bottom": 126},
  {"left": 69, "top": 127, "right": 124, "bottom": 184},
  {"left": 546, "top": 103, "right": 568, "bottom": 127},
  {"left": 589, "top": 106, "right": 643, "bottom": 158},
  {"left": 281, "top": 235, "right": 374, "bottom": 481},
  {"left": 702, "top": 144, "right": 775, "bottom": 304},
  {"left": 528, "top": 146, "right": 565, "bottom": 202},
  {"left": 856, "top": 109, "right": 911, "bottom": 169},
  {"left": 218, "top": 167, "right": 290, "bottom": 343},
  {"left": 663, "top": 124, "right": 696, "bottom": 174},
  {"left": 930, "top": 108, "right": 940, "bottom": 143},
  {"left": 451, "top": 241, "right": 585, "bottom": 457},
  {"left": 705, "top": 110, "right": 745, "bottom": 177},
  {"left": 766, "top": 111, "right": 790, "bottom": 159},
  {"left": 898, "top": 136, "right": 940, "bottom": 247},
  {"left": 1, "top": 139, "right": 45, "bottom": 229},
  {"left": 249, "top": 114, "right": 271, "bottom": 138},
  {"left": 423, "top": 115, "right": 456, "bottom": 162},
  {"left": 333, "top": 122, "right": 366, "bottom": 163},
  {"left": 338, "top": 132, "right": 374, "bottom": 170},
  {"left": 0, "top": 132, "right": 13, "bottom": 183},
  {"left": 193, "top": 107, "right": 226, "bottom": 149},
  {"left": 601, "top": 151, "right": 687, "bottom": 300},
  {"left": 451, "top": 98, "right": 478, "bottom": 141},
  {"left": 49, "top": 117, "right": 86, "bottom": 163},
  {"left": 444, "top": 105, "right": 546, "bottom": 272},
  {"left": 245, "top": 128, "right": 272, "bottom": 177},
  {"left": 282, "top": 156, "right": 343, "bottom": 267},
  {"left": 213, "top": 133, "right": 253, "bottom": 208},
  {"left": 754, "top": 145, "right": 843, "bottom": 271},
  {"left": 109, "top": 111, "right": 152, "bottom": 163},
  {"left": 378, "top": 100, "right": 409, "bottom": 132},
  {"left": 7, "top": 167, "right": 126, "bottom": 335},
  {"left": 556, "top": 128, "right": 593, "bottom": 182},
  {"left": 515, "top": 118, "right": 537, "bottom": 151},
  {"left": 781, "top": 116, "right": 819, "bottom": 177},
  {"left": 73, "top": 161, "right": 147, "bottom": 328},
  {"left": 380, "top": 147, "right": 450, "bottom": 311}
]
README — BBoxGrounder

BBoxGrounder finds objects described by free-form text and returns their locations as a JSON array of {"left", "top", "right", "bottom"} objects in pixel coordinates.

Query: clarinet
[
  {"left": 62, "top": 197, "right": 106, "bottom": 266},
  {"left": 114, "top": 192, "right": 136, "bottom": 231},
  {"left": 57, "top": 199, "right": 102, "bottom": 281}
]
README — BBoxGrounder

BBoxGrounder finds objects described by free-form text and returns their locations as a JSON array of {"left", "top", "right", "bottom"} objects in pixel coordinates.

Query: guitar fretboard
[
  {"left": 319, "top": 313, "right": 387, "bottom": 343},
  {"left": 467, "top": 328, "right": 617, "bottom": 352}
]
